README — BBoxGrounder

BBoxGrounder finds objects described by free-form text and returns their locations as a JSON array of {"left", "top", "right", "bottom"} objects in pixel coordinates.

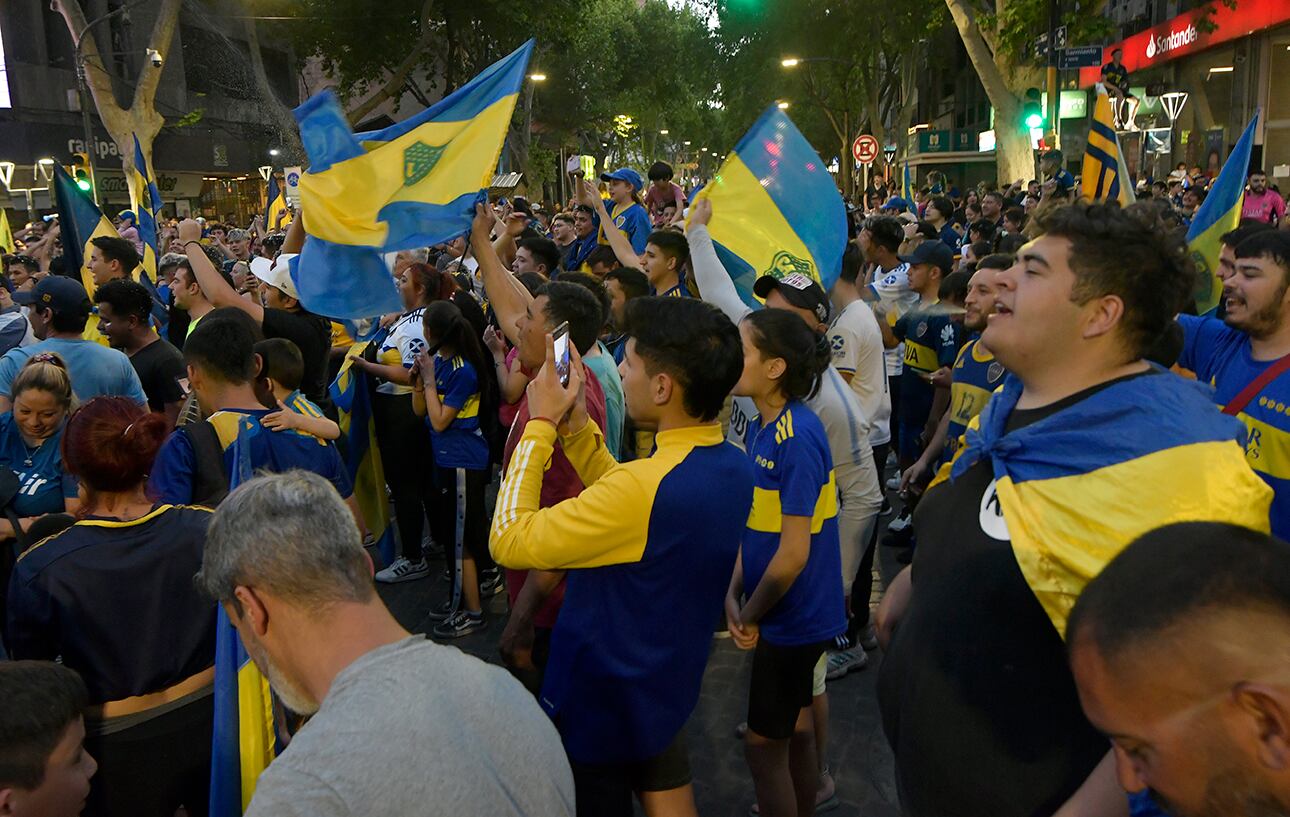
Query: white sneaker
[
  {"left": 375, "top": 557, "right": 429, "bottom": 584},
  {"left": 888, "top": 511, "right": 913, "bottom": 533},
  {"left": 885, "top": 475, "right": 902, "bottom": 491},
  {"left": 825, "top": 646, "right": 868, "bottom": 680}
]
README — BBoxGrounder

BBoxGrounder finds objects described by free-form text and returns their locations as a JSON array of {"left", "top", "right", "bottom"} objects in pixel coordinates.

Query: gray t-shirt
[{"left": 245, "top": 636, "right": 575, "bottom": 817}]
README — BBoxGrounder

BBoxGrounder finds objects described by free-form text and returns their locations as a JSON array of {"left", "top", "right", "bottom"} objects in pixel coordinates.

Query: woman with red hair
[{"left": 5, "top": 397, "right": 215, "bottom": 817}]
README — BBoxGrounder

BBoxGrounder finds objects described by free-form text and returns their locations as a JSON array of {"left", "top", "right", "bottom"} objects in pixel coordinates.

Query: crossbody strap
[{"left": 1222, "top": 354, "right": 1290, "bottom": 416}]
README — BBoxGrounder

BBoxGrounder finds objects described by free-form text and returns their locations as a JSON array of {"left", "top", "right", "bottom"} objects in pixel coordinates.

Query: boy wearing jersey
[
  {"left": 882, "top": 241, "right": 963, "bottom": 471},
  {"left": 1179, "top": 230, "right": 1290, "bottom": 538},
  {"left": 901, "top": 258, "right": 1010, "bottom": 491}
]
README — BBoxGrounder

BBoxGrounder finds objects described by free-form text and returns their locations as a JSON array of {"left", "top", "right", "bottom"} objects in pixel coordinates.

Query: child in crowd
[
  {"left": 412, "top": 301, "right": 497, "bottom": 639},
  {"left": 726, "top": 308, "right": 846, "bottom": 817},
  {"left": 256, "top": 338, "right": 340, "bottom": 441}
]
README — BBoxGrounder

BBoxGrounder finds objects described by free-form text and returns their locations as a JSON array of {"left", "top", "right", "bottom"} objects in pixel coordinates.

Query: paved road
[{"left": 378, "top": 525, "right": 903, "bottom": 817}]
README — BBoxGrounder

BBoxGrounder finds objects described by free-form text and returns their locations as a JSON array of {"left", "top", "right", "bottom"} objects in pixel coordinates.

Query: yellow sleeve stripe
[{"left": 746, "top": 470, "right": 838, "bottom": 533}]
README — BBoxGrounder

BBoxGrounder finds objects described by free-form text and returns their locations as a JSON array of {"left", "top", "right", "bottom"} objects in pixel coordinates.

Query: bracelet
[{"left": 184, "top": 240, "right": 203, "bottom": 250}]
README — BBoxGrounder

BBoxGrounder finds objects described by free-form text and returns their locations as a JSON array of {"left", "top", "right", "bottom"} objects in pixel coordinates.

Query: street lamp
[
  {"left": 268, "top": 148, "right": 281, "bottom": 157},
  {"left": 258, "top": 165, "right": 274, "bottom": 182},
  {"left": 660, "top": 129, "right": 669, "bottom": 135},
  {"left": 527, "top": 73, "right": 547, "bottom": 82},
  {"left": 0, "top": 160, "right": 55, "bottom": 221},
  {"left": 781, "top": 57, "right": 801, "bottom": 67},
  {"left": 777, "top": 100, "right": 790, "bottom": 110},
  {"left": 1159, "top": 91, "right": 1188, "bottom": 177}
]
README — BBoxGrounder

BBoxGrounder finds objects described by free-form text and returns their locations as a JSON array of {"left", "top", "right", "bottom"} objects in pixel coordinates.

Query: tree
[{"left": 51, "top": 0, "right": 183, "bottom": 177}]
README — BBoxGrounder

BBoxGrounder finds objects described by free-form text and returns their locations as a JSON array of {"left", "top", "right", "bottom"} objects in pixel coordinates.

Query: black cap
[
  {"left": 753, "top": 272, "right": 830, "bottom": 323},
  {"left": 13, "top": 275, "right": 92, "bottom": 316},
  {"left": 899, "top": 241, "right": 954, "bottom": 275}
]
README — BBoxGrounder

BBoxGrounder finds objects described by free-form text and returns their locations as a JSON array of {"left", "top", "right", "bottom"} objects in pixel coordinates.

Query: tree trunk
[
  {"left": 52, "top": 0, "right": 181, "bottom": 177},
  {"left": 345, "top": 0, "right": 438, "bottom": 126},
  {"left": 242, "top": 11, "right": 305, "bottom": 163},
  {"left": 944, "top": 0, "right": 1039, "bottom": 183}
]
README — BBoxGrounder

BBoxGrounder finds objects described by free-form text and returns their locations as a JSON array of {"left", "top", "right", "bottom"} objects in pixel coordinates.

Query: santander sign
[{"left": 1078, "top": 0, "right": 1290, "bottom": 86}]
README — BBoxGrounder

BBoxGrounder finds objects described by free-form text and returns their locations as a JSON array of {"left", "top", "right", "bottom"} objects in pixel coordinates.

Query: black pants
[
  {"left": 373, "top": 392, "right": 445, "bottom": 562},
  {"left": 431, "top": 465, "right": 493, "bottom": 585},
  {"left": 887, "top": 374, "right": 902, "bottom": 455},
  {"left": 569, "top": 733, "right": 692, "bottom": 817},
  {"left": 84, "top": 694, "right": 213, "bottom": 817}
]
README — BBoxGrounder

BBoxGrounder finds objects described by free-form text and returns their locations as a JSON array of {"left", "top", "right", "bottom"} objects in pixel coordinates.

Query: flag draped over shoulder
[
  {"left": 330, "top": 335, "right": 396, "bottom": 567},
  {"left": 933, "top": 371, "right": 1271, "bottom": 638},
  {"left": 689, "top": 105, "right": 846, "bottom": 310},
  {"left": 210, "top": 421, "right": 277, "bottom": 817},
  {"left": 52, "top": 164, "right": 118, "bottom": 296},
  {"left": 291, "top": 39, "right": 534, "bottom": 319},
  {"left": 265, "top": 174, "right": 291, "bottom": 230},
  {"left": 1188, "top": 111, "right": 1259, "bottom": 315},
  {"left": 1081, "top": 90, "right": 1134, "bottom": 207}
]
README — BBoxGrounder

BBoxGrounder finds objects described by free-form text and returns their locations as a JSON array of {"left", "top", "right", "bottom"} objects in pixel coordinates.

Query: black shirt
[
  {"left": 130, "top": 337, "right": 187, "bottom": 413},
  {"left": 878, "top": 382, "right": 1116, "bottom": 817},
  {"left": 262, "top": 307, "right": 332, "bottom": 409},
  {"left": 1102, "top": 61, "right": 1129, "bottom": 91},
  {"left": 6, "top": 505, "right": 217, "bottom": 703}
]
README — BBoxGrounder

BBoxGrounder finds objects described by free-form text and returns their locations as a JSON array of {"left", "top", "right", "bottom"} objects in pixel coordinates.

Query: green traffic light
[
  {"left": 1024, "top": 112, "right": 1044, "bottom": 129},
  {"left": 76, "top": 178, "right": 91, "bottom": 192}
]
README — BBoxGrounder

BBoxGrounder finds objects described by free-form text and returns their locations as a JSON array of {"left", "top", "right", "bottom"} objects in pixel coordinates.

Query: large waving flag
[
  {"left": 292, "top": 39, "right": 534, "bottom": 319},
  {"left": 52, "top": 164, "right": 118, "bottom": 296},
  {"left": 265, "top": 173, "right": 292, "bottom": 230},
  {"left": 330, "top": 336, "right": 396, "bottom": 566},
  {"left": 210, "top": 421, "right": 278, "bottom": 816},
  {"left": 934, "top": 370, "right": 1270, "bottom": 638},
  {"left": 690, "top": 104, "right": 846, "bottom": 309},
  {"left": 1188, "top": 111, "right": 1259, "bottom": 315},
  {"left": 1082, "top": 90, "right": 1134, "bottom": 207}
]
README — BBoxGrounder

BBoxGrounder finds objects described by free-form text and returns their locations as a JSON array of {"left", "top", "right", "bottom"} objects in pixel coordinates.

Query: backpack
[{"left": 179, "top": 420, "right": 230, "bottom": 506}]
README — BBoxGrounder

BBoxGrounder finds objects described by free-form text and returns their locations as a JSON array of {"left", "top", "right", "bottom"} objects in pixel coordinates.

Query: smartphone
[{"left": 552, "top": 321, "right": 571, "bottom": 387}]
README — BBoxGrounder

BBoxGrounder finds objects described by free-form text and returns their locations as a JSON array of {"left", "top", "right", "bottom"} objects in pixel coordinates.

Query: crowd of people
[{"left": 0, "top": 146, "right": 1289, "bottom": 817}]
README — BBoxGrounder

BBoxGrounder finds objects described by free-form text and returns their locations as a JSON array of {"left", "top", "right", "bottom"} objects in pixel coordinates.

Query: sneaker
[
  {"left": 885, "top": 475, "right": 902, "bottom": 491},
  {"left": 432, "top": 610, "right": 486, "bottom": 639},
  {"left": 858, "top": 622, "right": 879, "bottom": 651},
  {"left": 374, "top": 557, "right": 429, "bottom": 584},
  {"left": 825, "top": 646, "right": 868, "bottom": 680},
  {"left": 425, "top": 599, "right": 457, "bottom": 622},
  {"left": 479, "top": 567, "right": 505, "bottom": 597},
  {"left": 879, "top": 497, "right": 894, "bottom": 516},
  {"left": 888, "top": 510, "right": 913, "bottom": 533},
  {"left": 361, "top": 532, "right": 376, "bottom": 548}
]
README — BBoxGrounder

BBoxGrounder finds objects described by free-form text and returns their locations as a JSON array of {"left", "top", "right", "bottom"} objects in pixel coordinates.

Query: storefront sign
[
  {"left": 918, "top": 130, "right": 951, "bottom": 153},
  {"left": 1079, "top": 0, "right": 1290, "bottom": 85}
]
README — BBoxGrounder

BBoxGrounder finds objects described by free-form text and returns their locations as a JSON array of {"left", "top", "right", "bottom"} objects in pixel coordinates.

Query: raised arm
[
  {"left": 686, "top": 199, "right": 752, "bottom": 324},
  {"left": 177, "top": 218, "right": 264, "bottom": 322},
  {"left": 471, "top": 203, "right": 533, "bottom": 348},
  {"left": 581, "top": 180, "right": 640, "bottom": 270}
]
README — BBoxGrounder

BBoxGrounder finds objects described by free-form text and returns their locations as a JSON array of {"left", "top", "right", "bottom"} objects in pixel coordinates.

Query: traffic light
[
  {"left": 69, "top": 152, "right": 94, "bottom": 194},
  {"left": 1022, "top": 88, "right": 1044, "bottom": 130}
]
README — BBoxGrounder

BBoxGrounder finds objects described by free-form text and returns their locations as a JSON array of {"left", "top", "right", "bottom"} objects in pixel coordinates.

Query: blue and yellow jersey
[
  {"left": 7, "top": 504, "right": 216, "bottom": 703},
  {"left": 1179, "top": 314, "right": 1290, "bottom": 538},
  {"left": 654, "top": 278, "right": 693, "bottom": 298},
  {"left": 947, "top": 338, "right": 1007, "bottom": 451},
  {"left": 742, "top": 400, "right": 847, "bottom": 647},
  {"left": 895, "top": 301, "right": 962, "bottom": 377},
  {"left": 284, "top": 389, "right": 326, "bottom": 423},
  {"left": 149, "top": 408, "right": 353, "bottom": 504},
  {"left": 329, "top": 320, "right": 356, "bottom": 351},
  {"left": 431, "top": 354, "right": 488, "bottom": 470},
  {"left": 598, "top": 201, "right": 652, "bottom": 255},
  {"left": 490, "top": 419, "right": 753, "bottom": 765},
  {"left": 0, "top": 413, "right": 77, "bottom": 517}
]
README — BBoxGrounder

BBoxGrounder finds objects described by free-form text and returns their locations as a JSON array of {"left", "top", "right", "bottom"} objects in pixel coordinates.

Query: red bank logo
[{"left": 1145, "top": 23, "right": 1198, "bottom": 60}]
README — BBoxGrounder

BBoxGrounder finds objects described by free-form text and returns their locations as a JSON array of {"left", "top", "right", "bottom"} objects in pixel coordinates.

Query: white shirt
[
  {"left": 867, "top": 262, "right": 917, "bottom": 376},
  {"left": 830, "top": 299, "right": 892, "bottom": 446},
  {"left": 375, "top": 308, "right": 426, "bottom": 395}
]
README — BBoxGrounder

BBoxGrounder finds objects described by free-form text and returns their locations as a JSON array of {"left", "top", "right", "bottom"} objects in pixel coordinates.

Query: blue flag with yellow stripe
[
  {"left": 331, "top": 335, "right": 396, "bottom": 567},
  {"left": 292, "top": 39, "right": 534, "bottom": 319},
  {"left": 52, "top": 164, "right": 118, "bottom": 297},
  {"left": 936, "top": 370, "right": 1271, "bottom": 638},
  {"left": 209, "top": 420, "right": 278, "bottom": 816},
  {"left": 1187, "top": 111, "right": 1258, "bottom": 315},
  {"left": 265, "top": 173, "right": 291, "bottom": 230},
  {"left": 1081, "top": 90, "right": 1134, "bottom": 207},
  {"left": 128, "top": 134, "right": 169, "bottom": 331},
  {"left": 690, "top": 105, "right": 846, "bottom": 309}
]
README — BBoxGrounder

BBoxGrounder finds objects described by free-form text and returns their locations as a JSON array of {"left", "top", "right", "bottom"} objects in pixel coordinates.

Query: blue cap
[
  {"left": 881, "top": 196, "right": 911, "bottom": 212},
  {"left": 13, "top": 275, "right": 92, "bottom": 315},
  {"left": 899, "top": 241, "right": 954, "bottom": 275},
  {"left": 600, "top": 167, "right": 644, "bottom": 191},
  {"left": 117, "top": 209, "right": 136, "bottom": 224}
]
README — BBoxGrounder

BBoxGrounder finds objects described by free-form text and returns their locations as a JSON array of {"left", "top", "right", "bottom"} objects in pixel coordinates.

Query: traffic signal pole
[{"left": 1046, "top": 0, "right": 1060, "bottom": 149}]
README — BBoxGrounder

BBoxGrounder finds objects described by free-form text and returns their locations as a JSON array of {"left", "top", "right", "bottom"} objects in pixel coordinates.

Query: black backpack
[{"left": 179, "top": 420, "right": 230, "bottom": 507}]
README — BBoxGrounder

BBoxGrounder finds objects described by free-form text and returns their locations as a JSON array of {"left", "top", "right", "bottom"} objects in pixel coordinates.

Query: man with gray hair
[{"left": 198, "top": 469, "right": 575, "bottom": 817}]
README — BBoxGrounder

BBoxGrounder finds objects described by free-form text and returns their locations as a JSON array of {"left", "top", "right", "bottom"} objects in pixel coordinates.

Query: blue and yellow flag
[
  {"left": 265, "top": 173, "right": 292, "bottom": 230},
  {"left": 1081, "top": 90, "right": 1134, "bottom": 207},
  {"left": 210, "top": 421, "right": 277, "bottom": 817},
  {"left": 902, "top": 161, "right": 917, "bottom": 213},
  {"left": 1188, "top": 111, "right": 1259, "bottom": 315},
  {"left": 330, "top": 335, "right": 396, "bottom": 567},
  {"left": 292, "top": 39, "right": 534, "bottom": 319},
  {"left": 128, "top": 134, "right": 169, "bottom": 331},
  {"left": 690, "top": 105, "right": 846, "bottom": 309},
  {"left": 935, "top": 370, "right": 1270, "bottom": 637},
  {"left": 0, "top": 212, "right": 13, "bottom": 254},
  {"left": 52, "top": 164, "right": 117, "bottom": 297}
]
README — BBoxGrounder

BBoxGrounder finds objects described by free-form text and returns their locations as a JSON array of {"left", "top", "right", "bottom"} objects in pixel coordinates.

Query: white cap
[{"left": 249, "top": 255, "right": 300, "bottom": 301}]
